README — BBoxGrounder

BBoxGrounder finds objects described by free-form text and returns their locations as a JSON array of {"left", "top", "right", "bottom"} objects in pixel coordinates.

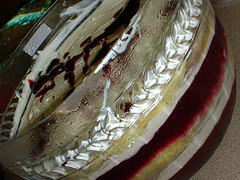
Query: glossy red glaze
[{"left": 170, "top": 81, "right": 236, "bottom": 180}]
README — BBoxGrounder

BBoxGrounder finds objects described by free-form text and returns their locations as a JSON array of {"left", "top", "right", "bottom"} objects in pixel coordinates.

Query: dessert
[{"left": 0, "top": 0, "right": 236, "bottom": 179}]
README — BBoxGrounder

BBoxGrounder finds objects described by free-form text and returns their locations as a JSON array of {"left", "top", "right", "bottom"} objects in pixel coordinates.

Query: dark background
[
  {"left": 0, "top": 1, "right": 31, "bottom": 179},
  {"left": 0, "top": 0, "right": 30, "bottom": 177},
  {"left": 0, "top": 0, "right": 31, "bottom": 28},
  {"left": 0, "top": 1, "right": 49, "bottom": 179}
]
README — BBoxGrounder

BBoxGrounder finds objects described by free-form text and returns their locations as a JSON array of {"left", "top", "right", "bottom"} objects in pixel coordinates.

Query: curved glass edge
[
  {"left": 0, "top": 0, "right": 103, "bottom": 142},
  {"left": 4, "top": 0, "right": 202, "bottom": 179},
  {"left": 0, "top": 0, "right": 229, "bottom": 180},
  {"left": 0, "top": 0, "right": 177, "bottom": 168}
]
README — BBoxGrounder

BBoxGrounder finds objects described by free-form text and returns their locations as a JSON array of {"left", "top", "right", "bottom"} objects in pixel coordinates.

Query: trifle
[{"left": 0, "top": 0, "right": 236, "bottom": 179}]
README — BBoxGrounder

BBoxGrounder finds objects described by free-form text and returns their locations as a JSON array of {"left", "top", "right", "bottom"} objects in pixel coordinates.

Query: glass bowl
[{"left": 0, "top": 0, "right": 236, "bottom": 179}]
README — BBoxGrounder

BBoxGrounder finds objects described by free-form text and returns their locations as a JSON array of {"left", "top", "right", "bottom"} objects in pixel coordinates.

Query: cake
[{"left": 0, "top": 0, "right": 236, "bottom": 179}]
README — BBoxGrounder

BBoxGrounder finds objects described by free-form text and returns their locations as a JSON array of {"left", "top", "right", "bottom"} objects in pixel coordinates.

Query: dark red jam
[
  {"left": 120, "top": 102, "right": 133, "bottom": 113},
  {"left": 97, "top": 19, "right": 228, "bottom": 180},
  {"left": 80, "top": 36, "right": 92, "bottom": 48},
  {"left": 170, "top": 82, "right": 236, "bottom": 180},
  {"left": 63, "top": 52, "right": 70, "bottom": 59},
  {"left": 46, "top": 58, "right": 60, "bottom": 73}
]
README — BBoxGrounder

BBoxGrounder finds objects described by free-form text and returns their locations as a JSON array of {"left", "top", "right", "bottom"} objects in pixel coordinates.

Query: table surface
[
  {"left": 2, "top": 1, "right": 240, "bottom": 179},
  {"left": 191, "top": 1, "right": 240, "bottom": 179}
]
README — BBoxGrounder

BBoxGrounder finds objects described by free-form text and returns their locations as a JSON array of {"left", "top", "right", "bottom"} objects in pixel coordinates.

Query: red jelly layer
[
  {"left": 98, "top": 19, "right": 228, "bottom": 180},
  {"left": 170, "top": 81, "right": 236, "bottom": 180}
]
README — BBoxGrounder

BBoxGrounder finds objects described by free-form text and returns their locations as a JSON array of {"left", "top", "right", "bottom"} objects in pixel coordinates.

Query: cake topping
[
  {"left": 13, "top": 0, "right": 141, "bottom": 136},
  {"left": 30, "top": 0, "right": 140, "bottom": 102}
]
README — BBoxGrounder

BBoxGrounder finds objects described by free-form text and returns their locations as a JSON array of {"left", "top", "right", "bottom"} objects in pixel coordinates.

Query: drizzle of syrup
[
  {"left": 114, "top": 8, "right": 123, "bottom": 19},
  {"left": 64, "top": 54, "right": 83, "bottom": 88},
  {"left": 81, "top": 0, "right": 140, "bottom": 69},
  {"left": 30, "top": 0, "right": 140, "bottom": 102},
  {"left": 120, "top": 102, "right": 133, "bottom": 113},
  {"left": 28, "top": 79, "right": 35, "bottom": 89},
  {"left": 63, "top": 52, "right": 70, "bottom": 59},
  {"left": 90, "top": 40, "right": 117, "bottom": 67},
  {"left": 80, "top": 36, "right": 92, "bottom": 48},
  {"left": 46, "top": 58, "right": 60, "bottom": 73}
]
